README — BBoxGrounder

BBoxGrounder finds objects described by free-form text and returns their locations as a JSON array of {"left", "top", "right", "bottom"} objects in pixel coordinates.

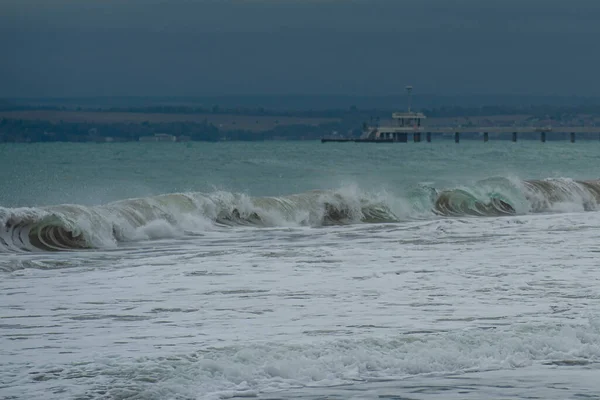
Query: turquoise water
[
  {"left": 2, "top": 141, "right": 600, "bottom": 207},
  {"left": 2, "top": 141, "right": 600, "bottom": 399}
]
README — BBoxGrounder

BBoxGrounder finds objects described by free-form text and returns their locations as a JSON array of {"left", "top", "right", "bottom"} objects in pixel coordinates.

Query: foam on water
[
  {"left": 3, "top": 209, "right": 600, "bottom": 399},
  {"left": 7, "top": 321, "right": 600, "bottom": 400}
]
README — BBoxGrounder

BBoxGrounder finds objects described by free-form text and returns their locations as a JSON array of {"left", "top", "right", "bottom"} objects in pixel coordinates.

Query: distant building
[
  {"left": 360, "top": 86, "right": 426, "bottom": 141},
  {"left": 139, "top": 133, "right": 177, "bottom": 142}
]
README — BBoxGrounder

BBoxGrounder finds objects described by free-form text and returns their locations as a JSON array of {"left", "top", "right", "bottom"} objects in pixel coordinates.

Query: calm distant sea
[{"left": 2, "top": 141, "right": 600, "bottom": 399}]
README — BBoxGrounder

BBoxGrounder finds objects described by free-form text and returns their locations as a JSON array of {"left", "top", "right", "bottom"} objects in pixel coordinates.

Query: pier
[
  {"left": 321, "top": 127, "right": 600, "bottom": 143},
  {"left": 321, "top": 86, "right": 600, "bottom": 144}
]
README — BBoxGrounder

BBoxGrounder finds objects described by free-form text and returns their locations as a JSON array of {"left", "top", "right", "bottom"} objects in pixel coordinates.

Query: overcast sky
[{"left": 1, "top": 0, "right": 599, "bottom": 98}]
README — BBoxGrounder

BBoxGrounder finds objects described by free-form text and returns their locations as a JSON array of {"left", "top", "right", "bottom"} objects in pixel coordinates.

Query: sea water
[{"left": 1, "top": 141, "right": 600, "bottom": 399}]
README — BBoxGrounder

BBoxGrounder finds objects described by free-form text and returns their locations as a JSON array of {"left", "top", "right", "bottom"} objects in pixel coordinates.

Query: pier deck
[{"left": 322, "top": 126, "right": 600, "bottom": 143}]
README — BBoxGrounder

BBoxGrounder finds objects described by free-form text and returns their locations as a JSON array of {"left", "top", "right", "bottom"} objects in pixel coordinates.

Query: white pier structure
[
  {"left": 322, "top": 86, "right": 600, "bottom": 144},
  {"left": 360, "top": 86, "right": 425, "bottom": 142}
]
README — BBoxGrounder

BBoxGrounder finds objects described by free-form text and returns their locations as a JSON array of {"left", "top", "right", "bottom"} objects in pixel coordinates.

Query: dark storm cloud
[{"left": 1, "top": 0, "right": 599, "bottom": 97}]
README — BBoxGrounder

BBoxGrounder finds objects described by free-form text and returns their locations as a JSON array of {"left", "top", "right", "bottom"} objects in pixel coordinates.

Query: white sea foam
[
  {"left": 9, "top": 321, "right": 600, "bottom": 400},
  {"left": 3, "top": 209, "right": 600, "bottom": 398}
]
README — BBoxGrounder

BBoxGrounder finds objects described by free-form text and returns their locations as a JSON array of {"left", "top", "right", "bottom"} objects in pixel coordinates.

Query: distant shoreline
[
  {"left": 0, "top": 110, "right": 338, "bottom": 133},
  {"left": 1, "top": 103, "right": 600, "bottom": 143}
]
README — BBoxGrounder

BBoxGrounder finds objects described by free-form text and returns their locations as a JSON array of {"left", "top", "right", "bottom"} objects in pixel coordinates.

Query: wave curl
[{"left": 2, "top": 177, "right": 600, "bottom": 251}]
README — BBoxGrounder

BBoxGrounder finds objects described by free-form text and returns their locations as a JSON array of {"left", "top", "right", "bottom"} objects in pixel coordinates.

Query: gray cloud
[{"left": 1, "top": 0, "right": 599, "bottom": 97}]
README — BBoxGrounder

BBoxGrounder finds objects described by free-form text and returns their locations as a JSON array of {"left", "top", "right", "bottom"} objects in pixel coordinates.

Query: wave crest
[
  {"left": 3, "top": 177, "right": 600, "bottom": 252},
  {"left": 0, "top": 189, "right": 398, "bottom": 252}
]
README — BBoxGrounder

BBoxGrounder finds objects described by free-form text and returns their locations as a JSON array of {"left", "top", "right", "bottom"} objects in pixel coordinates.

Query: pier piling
[{"left": 323, "top": 124, "right": 598, "bottom": 144}]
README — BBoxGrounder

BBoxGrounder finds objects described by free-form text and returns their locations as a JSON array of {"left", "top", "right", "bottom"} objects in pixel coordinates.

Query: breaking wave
[{"left": 2, "top": 177, "right": 600, "bottom": 251}]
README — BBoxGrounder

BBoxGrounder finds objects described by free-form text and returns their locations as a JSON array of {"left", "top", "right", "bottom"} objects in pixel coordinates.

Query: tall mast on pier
[{"left": 406, "top": 85, "right": 413, "bottom": 113}]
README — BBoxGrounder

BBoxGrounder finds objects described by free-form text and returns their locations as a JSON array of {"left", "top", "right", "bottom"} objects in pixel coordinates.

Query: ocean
[{"left": 1, "top": 141, "right": 600, "bottom": 399}]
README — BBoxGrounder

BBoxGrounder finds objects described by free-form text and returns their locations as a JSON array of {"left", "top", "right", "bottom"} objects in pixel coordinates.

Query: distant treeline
[
  {"left": 8, "top": 94, "right": 600, "bottom": 110},
  {"left": 3, "top": 98, "right": 600, "bottom": 143},
  {"left": 96, "top": 104, "right": 600, "bottom": 119},
  {"left": 0, "top": 118, "right": 347, "bottom": 143},
  {"left": 4, "top": 99, "right": 600, "bottom": 120},
  {"left": 420, "top": 105, "right": 600, "bottom": 119},
  {"left": 0, "top": 100, "right": 378, "bottom": 119}
]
